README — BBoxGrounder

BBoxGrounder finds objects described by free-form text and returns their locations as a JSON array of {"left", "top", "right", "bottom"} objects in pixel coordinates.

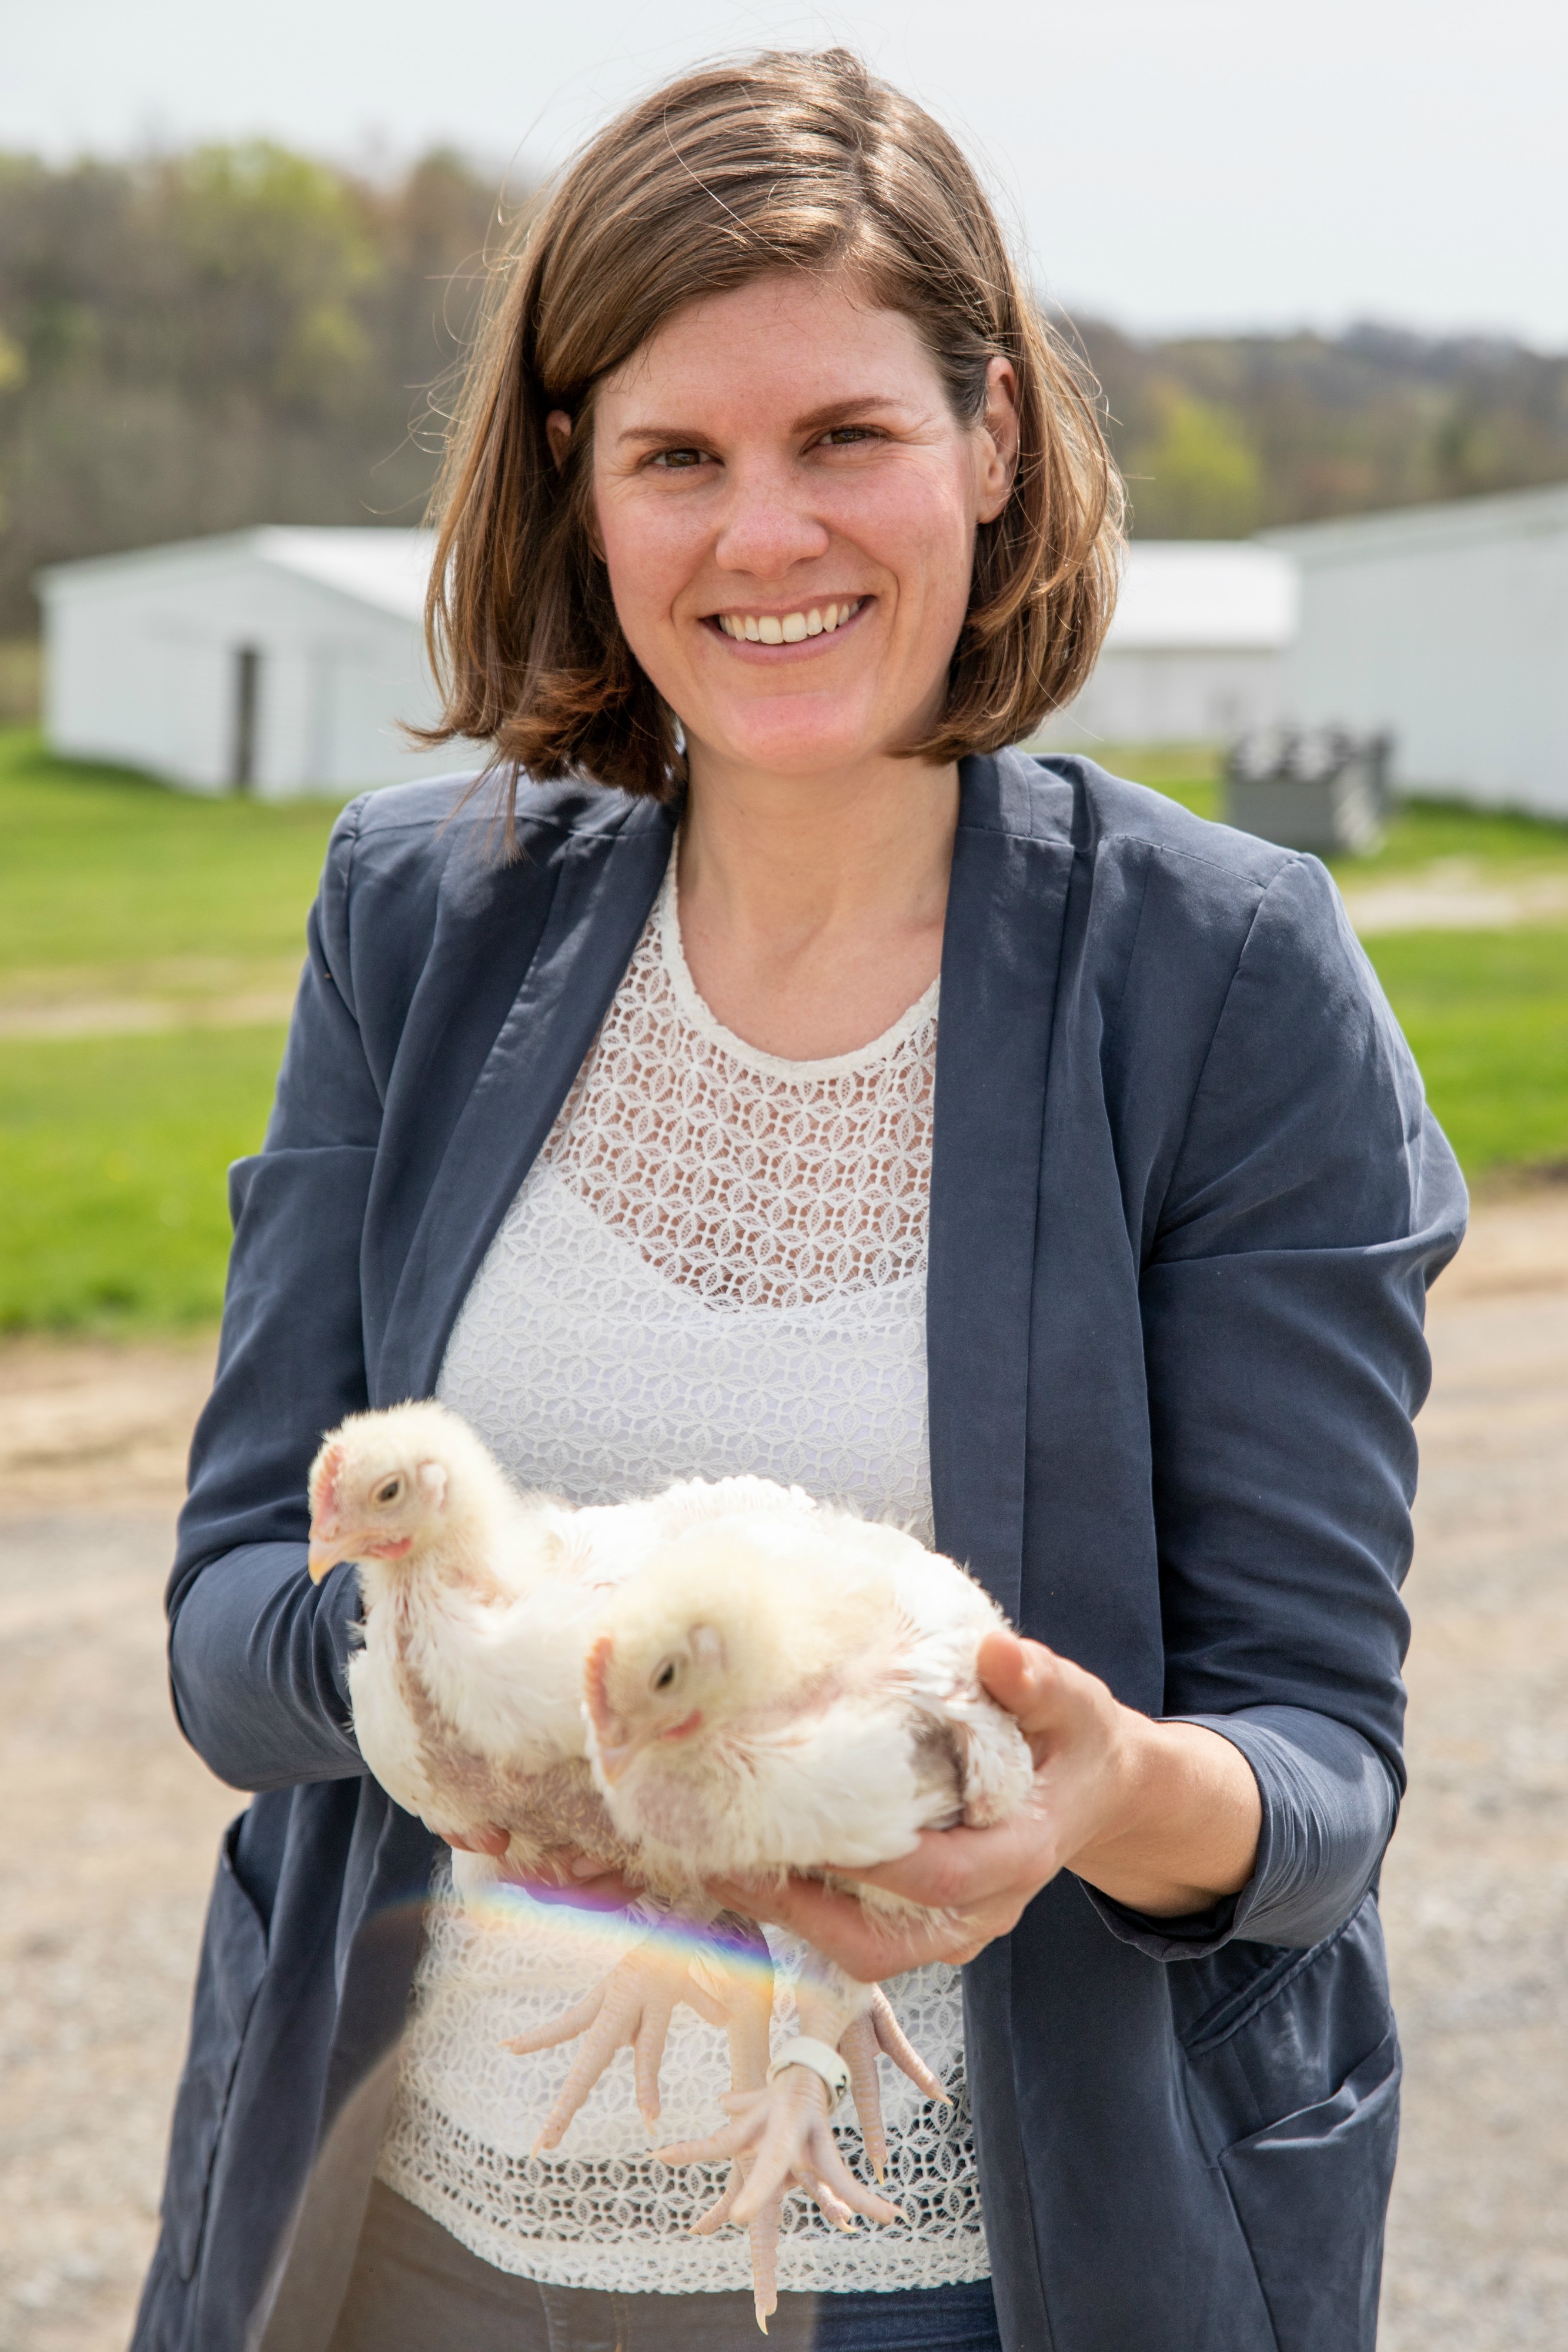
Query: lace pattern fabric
[{"left": 377, "top": 862, "right": 987, "bottom": 2291}]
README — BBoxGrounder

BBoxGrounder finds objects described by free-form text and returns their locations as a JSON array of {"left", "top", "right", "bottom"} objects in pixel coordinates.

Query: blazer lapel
[
  {"left": 374, "top": 804, "right": 675, "bottom": 1405},
  {"left": 928, "top": 750, "right": 1075, "bottom": 1623}
]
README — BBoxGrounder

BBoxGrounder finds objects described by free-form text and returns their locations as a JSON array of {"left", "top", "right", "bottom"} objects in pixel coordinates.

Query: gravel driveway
[{"left": 1, "top": 1195, "right": 1563, "bottom": 2351}]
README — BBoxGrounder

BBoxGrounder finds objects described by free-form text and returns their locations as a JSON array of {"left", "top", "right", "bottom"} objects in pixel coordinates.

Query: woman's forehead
[{"left": 597, "top": 276, "right": 943, "bottom": 433}]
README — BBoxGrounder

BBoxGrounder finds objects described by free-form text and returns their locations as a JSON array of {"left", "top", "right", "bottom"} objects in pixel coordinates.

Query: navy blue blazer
[{"left": 135, "top": 749, "right": 1465, "bottom": 2352}]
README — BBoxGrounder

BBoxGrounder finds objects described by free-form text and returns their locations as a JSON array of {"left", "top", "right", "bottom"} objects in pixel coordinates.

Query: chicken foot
[
  {"left": 838, "top": 1985, "right": 950, "bottom": 2182},
  {"left": 684, "top": 1918, "right": 791, "bottom": 2331},
  {"left": 504, "top": 1904, "right": 771, "bottom": 2152},
  {"left": 504, "top": 1914, "right": 718, "bottom": 2149},
  {"left": 656, "top": 1967, "right": 904, "bottom": 2273}
]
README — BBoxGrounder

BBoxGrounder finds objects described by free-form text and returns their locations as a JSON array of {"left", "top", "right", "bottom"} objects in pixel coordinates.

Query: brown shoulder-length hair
[{"left": 419, "top": 46, "right": 1122, "bottom": 814}]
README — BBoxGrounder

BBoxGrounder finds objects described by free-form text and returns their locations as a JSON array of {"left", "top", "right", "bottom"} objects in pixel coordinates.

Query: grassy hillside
[{"left": 2, "top": 730, "right": 1566, "bottom": 1332}]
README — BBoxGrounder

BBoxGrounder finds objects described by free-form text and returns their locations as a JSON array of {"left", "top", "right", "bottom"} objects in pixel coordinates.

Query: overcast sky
[{"left": 9, "top": 0, "right": 1567, "bottom": 346}]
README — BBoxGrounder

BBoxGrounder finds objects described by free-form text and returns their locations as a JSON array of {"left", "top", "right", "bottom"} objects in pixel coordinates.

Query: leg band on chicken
[{"left": 655, "top": 1953, "right": 957, "bottom": 2329}]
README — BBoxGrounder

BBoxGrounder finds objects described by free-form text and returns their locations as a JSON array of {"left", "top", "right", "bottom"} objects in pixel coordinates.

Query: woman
[{"left": 135, "top": 49, "right": 1464, "bottom": 2352}]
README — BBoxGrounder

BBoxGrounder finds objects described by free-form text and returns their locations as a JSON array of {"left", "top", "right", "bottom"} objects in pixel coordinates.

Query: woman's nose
[{"left": 712, "top": 466, "right": 831, "bottom": 579}]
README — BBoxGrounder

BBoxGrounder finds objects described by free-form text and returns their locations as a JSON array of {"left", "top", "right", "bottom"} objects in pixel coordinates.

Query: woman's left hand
[{"left": 706, "top": 1629, "right": 1263, "bottom": 1982}]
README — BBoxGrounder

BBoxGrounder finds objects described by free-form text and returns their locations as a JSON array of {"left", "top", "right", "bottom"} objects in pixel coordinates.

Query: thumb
[{"left": 977, "top": 1628, "right": 1066, "bottom": 1737}]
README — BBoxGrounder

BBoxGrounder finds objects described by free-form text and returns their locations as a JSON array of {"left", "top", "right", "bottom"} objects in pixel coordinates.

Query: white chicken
[
  {"left": 304, "top": 1405, "right": 946, "bottom": 2321},
  {"left": 582, "top": 1503, "right": 1035, "bottom": 2246},
  {"left": 307, "top": 1405, "right": 771, "bottom": 2150}
]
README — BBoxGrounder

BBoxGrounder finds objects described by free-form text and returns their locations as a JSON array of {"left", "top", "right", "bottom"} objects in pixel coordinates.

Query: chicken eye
[
  {"left": 375, "top": 1477, "right": 403, "bottom": 1506},
  {"left": 651, "top": 1658, "right": 681, "bottom": 1693}
]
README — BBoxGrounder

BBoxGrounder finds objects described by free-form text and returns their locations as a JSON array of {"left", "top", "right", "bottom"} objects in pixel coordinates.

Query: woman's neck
[{"left": 675, "top": 751, "right": 959, "bottom": 1062}]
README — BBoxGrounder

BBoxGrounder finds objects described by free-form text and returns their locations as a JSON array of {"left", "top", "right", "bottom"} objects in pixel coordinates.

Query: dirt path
[{"left": 0, "top": 1197, "right": 1563, "bottom": 2349}]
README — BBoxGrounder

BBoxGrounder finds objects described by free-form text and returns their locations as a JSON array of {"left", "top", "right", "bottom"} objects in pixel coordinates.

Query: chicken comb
[
  {"left": 583, "top": 1631, "right": 614, "bottom": 1737},
  {"left": 312, "top": 1439, "right": 346, "bottom": 1519}
]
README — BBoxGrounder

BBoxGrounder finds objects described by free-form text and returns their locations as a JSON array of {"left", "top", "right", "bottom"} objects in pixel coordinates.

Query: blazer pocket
[
  {"left": 1220, "top": 2029, "right": 1400, "bottom": 2352},
  {"left": 1179, "top": 1894, "right": 1394, "bottom": 2158},
  {"left": 162, "top": 1815, "right": 269, "bottom": 2281}
]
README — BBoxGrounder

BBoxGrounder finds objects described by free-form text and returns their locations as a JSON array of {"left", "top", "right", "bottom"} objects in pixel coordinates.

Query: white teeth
[{"left": 716, "top": 597, "right": 861, "bottom": 642}]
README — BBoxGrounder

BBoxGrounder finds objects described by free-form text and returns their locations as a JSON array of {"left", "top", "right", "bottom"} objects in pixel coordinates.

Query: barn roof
[
  {"left": 1261, "top": 480, "right": 1568, "bottom": 565},
  {"left": 35, "top": 526, "right": 436, "bottom": 620},
  {"left": 1105, "top": 543, "right": 1298, "bottom": 652}
]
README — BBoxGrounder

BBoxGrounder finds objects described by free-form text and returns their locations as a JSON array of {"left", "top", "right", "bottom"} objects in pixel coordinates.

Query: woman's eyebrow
[{"left": 613, "top": 394, "right": 912, "bottom": 450}]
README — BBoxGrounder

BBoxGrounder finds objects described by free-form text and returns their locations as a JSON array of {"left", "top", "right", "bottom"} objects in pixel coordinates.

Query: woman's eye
[
  {"left": 648, "top": 447, "right": 709, "bottom": 470},
  {"left": 819, "top": 425, "right": 878, "bottom": 447}
]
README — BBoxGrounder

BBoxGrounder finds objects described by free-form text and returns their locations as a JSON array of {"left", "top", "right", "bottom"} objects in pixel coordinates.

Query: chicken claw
[
  {"left": 840, "top": 1986, "right": 950, "bottom": 2182},
  {"left": 657, "top": 2064, "right": 903, "bottom": 2233},
  {"left": 506, "top": 1927, "right": 725, "bottom": 2149}
]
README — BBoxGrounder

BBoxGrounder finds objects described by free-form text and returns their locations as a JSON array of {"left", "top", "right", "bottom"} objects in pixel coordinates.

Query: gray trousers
[{"left": 327, "top": 2183, "right": 1001, "bottom": 2352}]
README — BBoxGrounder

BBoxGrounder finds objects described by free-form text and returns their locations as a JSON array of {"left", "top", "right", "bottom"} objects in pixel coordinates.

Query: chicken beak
[
  {"left": 307, "top": 1537, "right": 350, "bottom": 1583},
  {"left": 593, "top": 1735, "right": 638, "bottom": 1786}
]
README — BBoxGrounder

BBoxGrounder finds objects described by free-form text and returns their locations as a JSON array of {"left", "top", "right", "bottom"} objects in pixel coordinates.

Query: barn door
[{"left": 230, "top": 646, "right": 262, "bottom": 791}]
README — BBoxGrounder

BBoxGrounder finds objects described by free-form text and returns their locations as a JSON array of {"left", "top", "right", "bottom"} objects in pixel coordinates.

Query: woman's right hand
[{"left": 439, "top": 1828, "right": 641, "bottom": 1910}]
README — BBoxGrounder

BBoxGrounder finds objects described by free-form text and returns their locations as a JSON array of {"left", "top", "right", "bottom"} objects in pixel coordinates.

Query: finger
[
  {"left": 450, "top": 1822, "right": 511, "bottom": 1857},
  {"left": 567, "top": 1850, "right": 628, "bottom": 1882},
  {"left": 516, "top": 1869, "right": 640, "bottom": 1912},
  {"left": 832, "top": 1814, "right": 1052, "bottom": 1910},
  {"left": 734, "top": 1873, "right": 989, "bottom": 1979},
  {"left": 977, "top": 1629, "right": 1099, "bottom": 1752},
  {"left": 703, "top": 1876, "right": 906, "bottom": 1978},
  {"left": 974, "top": 1626, "right": 1037, "bottom": 1714}
]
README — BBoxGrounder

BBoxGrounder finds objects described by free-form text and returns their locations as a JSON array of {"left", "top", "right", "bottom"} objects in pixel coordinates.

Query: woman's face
[{"left": 570, "top": 271, "right": 1017, "bottom": 786}]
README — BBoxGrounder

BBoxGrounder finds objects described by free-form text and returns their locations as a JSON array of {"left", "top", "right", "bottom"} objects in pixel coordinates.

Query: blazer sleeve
[
  {"left": 165, "top": 798, "right": 383, "bottom": 1793},
  {"left": 1089, "top": 851, "right": 1467, "bottom": 1956}
]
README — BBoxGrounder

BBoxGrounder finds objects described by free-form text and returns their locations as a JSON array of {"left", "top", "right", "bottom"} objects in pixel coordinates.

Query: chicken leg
[
  {"left": 504, "top": 1901, "right": 771, "bottom": 2151},
  {"left": 656, "top": 1953, "right": 907, "bottom": 2314},
  {"left": 838, "top": 1984, "right": 950, "bottom": 2183}
]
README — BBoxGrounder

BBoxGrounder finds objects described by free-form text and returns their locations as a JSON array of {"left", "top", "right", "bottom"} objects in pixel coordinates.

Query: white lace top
[{"left": 375, "top": 860, "right": 988, "bottom": 2295}]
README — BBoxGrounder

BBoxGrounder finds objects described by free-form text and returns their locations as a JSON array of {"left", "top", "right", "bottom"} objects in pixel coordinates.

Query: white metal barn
[
  {"left": 1265, "top": 485, "right": 1568, "bottom": 818},
  {"left": 36, "top": 527, "right": 476, "bottom": 797},
  {"left": 1039, "top": 542, "right": 1298, "bottom": 749}
]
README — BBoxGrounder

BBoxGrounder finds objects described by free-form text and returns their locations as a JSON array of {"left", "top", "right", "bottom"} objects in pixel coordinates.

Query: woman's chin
[{"left": 686, "top": 704, "right": 909, "bottom": 785}]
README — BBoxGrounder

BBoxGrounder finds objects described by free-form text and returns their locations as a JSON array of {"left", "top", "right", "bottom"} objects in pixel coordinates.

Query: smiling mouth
[{"left": 710, "top": 597, "right": 866, "bottom": 645}]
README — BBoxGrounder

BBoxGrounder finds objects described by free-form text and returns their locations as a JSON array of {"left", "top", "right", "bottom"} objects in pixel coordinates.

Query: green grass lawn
[
  {"left": 1, "top": 727, "right": 1566, "bottom": 1333},
  {"left": 0, "top": 727, "right": 345, "bottom": 979},
  {"left": 0, "top": 1025, "right": 287, "bottom": 1330},
  {"left": 0, "top": 730, "right": 337, "bottom": 1331},
  {"left": 1363, "top": 929, "right": 1568, "bottom": 1180}
]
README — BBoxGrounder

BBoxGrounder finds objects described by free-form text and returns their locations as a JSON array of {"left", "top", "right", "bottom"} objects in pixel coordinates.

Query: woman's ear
[
  {"left": 545, "top": 410, "right": 573, "bottom": 472},
  {"left": 976, "top": 358, "right": 1020, "bottom": 524}
]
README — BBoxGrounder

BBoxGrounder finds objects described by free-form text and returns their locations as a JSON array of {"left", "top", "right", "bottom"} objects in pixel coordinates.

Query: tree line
[{"left": 2, "top": 141, "right": 1566, "bottom": 633}]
